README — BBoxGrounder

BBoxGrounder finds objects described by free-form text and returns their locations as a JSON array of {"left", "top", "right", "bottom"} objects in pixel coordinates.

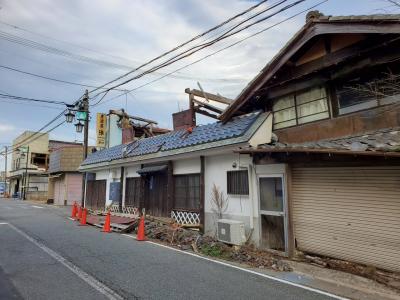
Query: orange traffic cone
[
  {"left": 101, "top": 211, "right": 111, "bottom": 233},
  {"left": 71, "top": 202, "right": 77, "bottom": 219},
  {"left": 77, "top": 206, "right": 82, "bottom": 221},
  {"left": 79, "top": 208, "right": 88, "bottom": 226},
  {"left": 136, "top": 215, "right": 146, "bottom": 241}
]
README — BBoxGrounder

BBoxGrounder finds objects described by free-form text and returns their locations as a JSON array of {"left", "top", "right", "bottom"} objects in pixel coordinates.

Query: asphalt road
[{"left": 0, "top": 199, "right": 339, "bottom": 300}]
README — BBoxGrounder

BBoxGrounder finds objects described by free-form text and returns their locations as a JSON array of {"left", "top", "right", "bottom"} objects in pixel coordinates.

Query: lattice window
[
  {"left": 227, "top": 170, "right": 249, "bottom": 195},
  {"left": 174, "top": 174, "right": 200, "bottom": 210},
  {"left": 171, "top": 210, "right": 200, "bottom": 225}
]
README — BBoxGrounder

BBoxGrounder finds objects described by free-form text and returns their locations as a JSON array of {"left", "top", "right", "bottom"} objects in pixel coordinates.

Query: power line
[
  {"left": 0, "top": 98, "right": 63, "bottom": 110},
  {"left": 0, "top": 20, "right": 144, "bottom": 66},
  {"left": 2, "top": 110, "right": 66, "bottom": 156},
  {"left": 0, "top": 93, "right": 67, "bottom": 105},
  {"left": 0, "top": 64, "right": 127, "bottom": 91},
  {"left": 95, "top": 0, "right": 328, "bottom": 107},
  {"left": 7, "top": 121, "right": 66, "bottom": 156},
  {"left": 88, "top": 0, "right": 272, "bottom": 93},
  {"left": 0, "top": 30, "right": 139, "bottom": 71},
  {"left": 0, "top": 29, "right": 246, "bottom": 84},
  {"left": 91, "top": 0, "right": 303, "bottom": 100}
]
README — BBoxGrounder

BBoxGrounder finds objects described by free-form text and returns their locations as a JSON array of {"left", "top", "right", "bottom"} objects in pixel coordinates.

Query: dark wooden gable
[{"left": 220, "top": 16, "right": 400, "bottom": 122}]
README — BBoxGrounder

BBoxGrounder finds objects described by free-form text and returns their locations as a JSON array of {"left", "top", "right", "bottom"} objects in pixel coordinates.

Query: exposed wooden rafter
[{"left": 185, "top": 88, "right": 233, "bottom": 105}]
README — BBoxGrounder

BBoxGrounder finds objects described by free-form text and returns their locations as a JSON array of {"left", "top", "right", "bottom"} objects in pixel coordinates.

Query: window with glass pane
[
  {"left": 336, "top": 72, "right": 400, "bottom": 114},
  {"left": 272, "top": 86, "right": 329, "bottom": 129},
  {"left": 296, "top": 87, "right": 329, "bottom": 124},
  {"left": 272, "top": 94, "right": 296, "bottom": 129},
  {"left": 259, "top": 177, "right": 283, "bottom": 212}
]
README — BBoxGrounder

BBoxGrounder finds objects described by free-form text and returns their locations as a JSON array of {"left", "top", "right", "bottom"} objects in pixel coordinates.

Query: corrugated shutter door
[{"left": 292, "top": 166, "right": 400, "bottom": 272}]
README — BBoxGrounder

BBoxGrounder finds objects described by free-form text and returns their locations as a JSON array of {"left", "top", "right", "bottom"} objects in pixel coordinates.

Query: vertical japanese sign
[{"left": 96, "top": 113, "right": 107, "bottom": 148}]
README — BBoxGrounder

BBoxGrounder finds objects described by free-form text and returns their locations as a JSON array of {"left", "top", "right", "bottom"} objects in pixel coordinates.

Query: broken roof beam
[
  {"left": 127, "top": 115, "right": 157, "bottom": 125},
  {"left": 192, "top": 99, "right": 224, "bottom": 114},
  {"left": 185, "top": 88, "right": 233, "bottom": 105},
  {"left": 193, "top": 107, "right": 219, "bottom": 119},
  {"left": 109, "top": 109, "right": 158, "bottom": 125}
]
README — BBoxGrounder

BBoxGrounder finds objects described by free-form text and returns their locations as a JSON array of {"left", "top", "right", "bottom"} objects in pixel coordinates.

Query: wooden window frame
[
  {"left": 173, "top": 173, "right": 201, "bottom": 211},
  {"left": 272, "top": 86, "right": 330, "bottom": 130}
]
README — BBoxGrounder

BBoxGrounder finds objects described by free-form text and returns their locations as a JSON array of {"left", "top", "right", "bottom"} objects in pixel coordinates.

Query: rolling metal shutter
[{"left": 291, "top": 166, "right": 400, "bottom": 272}]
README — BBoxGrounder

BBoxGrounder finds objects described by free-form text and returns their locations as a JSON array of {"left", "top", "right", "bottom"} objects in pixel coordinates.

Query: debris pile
[
  {"left": 302, "top": 254, "right": 400, "bottom": 291},
  {"left": 142, "top": 220, "right": 291, "bottom": 271}
]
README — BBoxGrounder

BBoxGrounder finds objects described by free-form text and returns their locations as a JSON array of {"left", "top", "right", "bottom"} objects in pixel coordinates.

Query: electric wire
[
  {"left": 95, "top": 0, "right": 328, "bottom": 107},
  {"left": 0, "top": 65, "right": 127, "bottom": 91},
  {"left": 2, "top": 110, "right": 67, "bottom": 156},
  {"left": 0, "top": 20, "right": 245, "bottom": 83},
  {"left": 87, "top": 0, "right": 272, "bottom": 93},
  {"left": 0, "top": 29, "right": 247, "bottom": 83},
  {"left": 92, "top": 0, "right": 308, "bottom": 103},
  {"left": 0, "top": 93, "right": 67, "bottom": 105}
]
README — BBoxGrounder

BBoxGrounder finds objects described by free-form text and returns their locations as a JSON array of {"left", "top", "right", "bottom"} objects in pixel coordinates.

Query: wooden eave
[{"left": 220, "top": 19, "right": 400, "bottom": 122}]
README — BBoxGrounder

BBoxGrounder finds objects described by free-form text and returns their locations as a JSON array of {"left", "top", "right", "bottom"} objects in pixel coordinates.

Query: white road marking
[
  {"left": 0, "top": 222, "right": 8, "bottom": 225},
  {"left": 6, "top": 223, "right": 123, "bottom": 300},
  {"left": 121, "top": 234, "right": 348, "bottom": 300},
  {"left": 31, "top": 205, "right": 44, "bottom": 209}
]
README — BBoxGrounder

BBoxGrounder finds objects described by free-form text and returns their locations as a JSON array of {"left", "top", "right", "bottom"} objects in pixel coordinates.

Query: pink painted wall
[{"left": 66, "top": 173, "right": 82, "bottom": 205}]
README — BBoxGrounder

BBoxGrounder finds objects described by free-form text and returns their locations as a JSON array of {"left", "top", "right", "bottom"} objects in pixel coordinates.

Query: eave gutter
[{"left": 235, "top": 147, "right": 400, "bottom": 157}]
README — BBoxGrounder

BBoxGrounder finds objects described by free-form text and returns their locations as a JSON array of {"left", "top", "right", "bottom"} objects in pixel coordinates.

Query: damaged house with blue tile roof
[
  {"left": 80, "top": 12, "right": 400, "bottom": 274},
  {"left": 79, "top": 109, "right": 273, "bottom": 246}
]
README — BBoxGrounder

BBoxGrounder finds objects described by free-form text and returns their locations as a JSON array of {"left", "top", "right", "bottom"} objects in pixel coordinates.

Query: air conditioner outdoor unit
[{"left": 217, "top": 219, "right": 246, "bottom": 246}]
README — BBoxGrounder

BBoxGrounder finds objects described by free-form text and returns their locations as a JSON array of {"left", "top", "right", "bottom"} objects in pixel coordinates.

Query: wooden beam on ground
[{"left": 185, "top": 88, "right": 233, "bottom": 105}]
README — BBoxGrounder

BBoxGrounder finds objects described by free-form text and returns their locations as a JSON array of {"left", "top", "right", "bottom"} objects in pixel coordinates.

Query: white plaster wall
[
  {"left": 204, "top": 153, "right": 253, "bottom": 217},
  {"left": 173, "top": 157, "right": 200, "bottom": 175},
  {"left": 95, "top": 170, "right": 108, "bottom": 180},
  {"left": 125, "top": 165, "right": 141, "bottom": 178},
  {"left": 255, "top": 164, "right": 286, "bottom": 174}
]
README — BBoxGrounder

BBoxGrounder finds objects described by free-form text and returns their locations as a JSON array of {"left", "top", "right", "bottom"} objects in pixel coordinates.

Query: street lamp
[
  {"left": 75, "top": 120, "right": 84, "bottom": 133},
  {"left": 64, "top": 111, "right": 75, "bottom": 123}
]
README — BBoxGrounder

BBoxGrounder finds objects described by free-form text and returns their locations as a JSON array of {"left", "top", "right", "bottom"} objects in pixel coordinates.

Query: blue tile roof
[{"left": 82, "top": 111, "right": 261, "bottom": 166}]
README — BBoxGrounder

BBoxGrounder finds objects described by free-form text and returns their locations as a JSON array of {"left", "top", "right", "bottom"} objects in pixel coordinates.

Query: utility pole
[
  {"left": 64, "top": 89, "right": 90, "bottom": 207},
  {"left": 4, "top": 146, "right": 7, "bottom": 196},
  {"left": 23, "top": 146, "right": 29, "bottom": 200},
  {"left": 81, "top": 89, "right": 89, "bottom": 207}
]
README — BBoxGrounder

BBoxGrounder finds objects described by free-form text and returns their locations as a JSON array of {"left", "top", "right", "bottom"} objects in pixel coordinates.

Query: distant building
[
  {"left": 47, "top": 144, "right": 89, "bottom": 206},
  {"left": 9, "top": 131, "right": 50, "bottom": 200},
  {"left": 9, "top": 131, "right": 83, "bottom": 202}
]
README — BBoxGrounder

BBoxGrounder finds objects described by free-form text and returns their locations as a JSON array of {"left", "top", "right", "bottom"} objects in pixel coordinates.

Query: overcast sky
[{"left": 0, "top": 0, "right": 396, "bottom": 169}]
